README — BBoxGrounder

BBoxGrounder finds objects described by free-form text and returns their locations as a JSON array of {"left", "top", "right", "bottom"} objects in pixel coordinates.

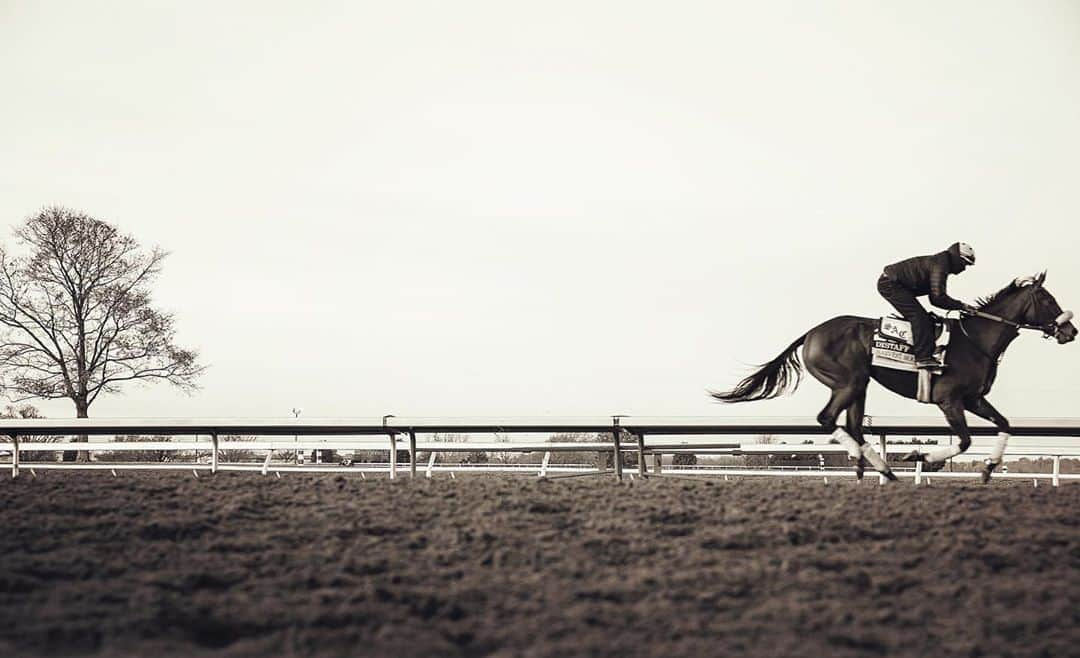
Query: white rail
[{"left": 2, "top": 416, "right": 1078, "bottom": 485}]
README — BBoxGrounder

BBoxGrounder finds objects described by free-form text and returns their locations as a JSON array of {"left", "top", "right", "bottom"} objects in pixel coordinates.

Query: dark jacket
[{"left": 882, "top": 243, "right": 969, "bottom": 311}]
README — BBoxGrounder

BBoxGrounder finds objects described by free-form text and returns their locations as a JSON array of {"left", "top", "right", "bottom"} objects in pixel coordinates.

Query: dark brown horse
[{"left": 711, "top": 273, "right": 1075, "bottom": 482}]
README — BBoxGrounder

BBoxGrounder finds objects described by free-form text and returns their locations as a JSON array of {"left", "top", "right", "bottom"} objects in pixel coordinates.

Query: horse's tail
[{"left": 710, "top": 332, "right": 808, "bottom": 403}]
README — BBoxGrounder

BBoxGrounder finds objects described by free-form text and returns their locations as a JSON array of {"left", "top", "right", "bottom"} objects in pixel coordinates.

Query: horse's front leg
[
  {"left": 903, "top": 399, "right": 973, "bottom": 473},
  {"left": 964, "top": 397, "right": 1011, "bottom": 484}
]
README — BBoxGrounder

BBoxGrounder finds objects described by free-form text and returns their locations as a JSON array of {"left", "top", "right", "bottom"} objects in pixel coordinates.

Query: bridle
[{"left": 959, "top": 284, "right": 1074, "bottom": 343}]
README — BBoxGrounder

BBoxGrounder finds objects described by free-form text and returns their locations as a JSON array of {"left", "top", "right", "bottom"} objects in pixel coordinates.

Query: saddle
[{"left": 871, "top": 315, "right": 951, "bottom": 403}]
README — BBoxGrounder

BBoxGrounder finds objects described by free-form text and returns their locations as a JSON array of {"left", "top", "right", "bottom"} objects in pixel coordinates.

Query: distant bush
[
  {"left": 547, "top": 432, "right": 607, "bottom": 466},
  {"left": 672, "top": 453, "right": 698, "bottom": 466},
  {"left": 548, "top": 432, "right": 640, "bottom": 469},
  {"left": 894, "top": 437, "right": 939, "bottom": 445},
  {"left": 101, "top": 436, "right": 187, "bottom": 462},
  {"left": 218, "top": 435, "right": 258, "bottom": 463},
  {"left": 352, "top": 449, "right": 411, "bottom": 464},
  {"left": 947, "top": 457, "right": 1078, "bottom": 475},
  {"left": 2, "top": 404, "right": 61, "bottom": 462},
  {"left": 102, "top": 435, "right": 176, "bottom": 462},
  {"left": 599, "top": 448, "right": 639, "bottom": 469}
]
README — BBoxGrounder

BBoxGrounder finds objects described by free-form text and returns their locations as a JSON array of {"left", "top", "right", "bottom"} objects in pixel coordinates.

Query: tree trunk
[{"left": 63, "top": 398, "right": 90, "bottom": 462}]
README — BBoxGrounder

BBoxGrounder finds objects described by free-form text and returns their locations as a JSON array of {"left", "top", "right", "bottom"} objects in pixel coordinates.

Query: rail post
[
  {"left": 409, "top": 431, "right": 417, "bottom": 479},
  {"left": 611, "top": 418, "right": 623, "bottom": 482},
  {"left": 388, "top": 434, "right": 397, "bottom": 480},
  {"left": 914, "top": 459, "right": 922, "bottom": 486},
  {"left": 10, "top": 434, "right": 18, "bottom": 479},
  {"left": 382, "top": 414, "right": 397, "bottom": 480},
  {"left": 878, "top": 433, "right": 887, "bottom": 485},
  {"left": 211, "top": 432, "right": 219, "bottom": 475},
  {"left": 636, "top": 432, "right": 646, "bottom": 477},
  {"left": 539, "top": 451, "right": 551, "bottom": 477},
  {"left": 1053, "top": 455, "right": 1060, "bottom": 487}
]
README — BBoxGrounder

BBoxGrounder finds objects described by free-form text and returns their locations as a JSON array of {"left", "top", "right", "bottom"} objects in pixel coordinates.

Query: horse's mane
[
  {"left": 975, "top": 273, "right": 1047, "bottom": 311},
  {"left": 975, "top": 282, "right": 1018, "bottom": 311}
]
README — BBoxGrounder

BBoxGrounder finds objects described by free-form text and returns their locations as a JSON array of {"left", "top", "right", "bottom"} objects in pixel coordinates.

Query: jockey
[{"left": 877, "top": 242, "right": 978, "bottom": 369}]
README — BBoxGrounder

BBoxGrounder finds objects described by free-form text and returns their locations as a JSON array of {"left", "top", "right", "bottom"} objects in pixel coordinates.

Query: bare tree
[{"left": 0, "top": 207, "right": 204, "bottom": 459}]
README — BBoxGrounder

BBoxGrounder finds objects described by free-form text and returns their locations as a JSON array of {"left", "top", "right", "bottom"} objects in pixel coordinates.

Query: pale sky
[{"left": 1, "top": 1, "right": 1078, "bottom": 422}]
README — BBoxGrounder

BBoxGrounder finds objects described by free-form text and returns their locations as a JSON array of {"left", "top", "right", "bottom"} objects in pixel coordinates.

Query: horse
[{"left": 711, "top": 272, "right": 1076, "bottom": 482}]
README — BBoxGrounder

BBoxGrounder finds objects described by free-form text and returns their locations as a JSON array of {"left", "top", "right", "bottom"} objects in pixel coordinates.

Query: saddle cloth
[{"left": 871, "top": 316, "right": 950, "bottom": 372}]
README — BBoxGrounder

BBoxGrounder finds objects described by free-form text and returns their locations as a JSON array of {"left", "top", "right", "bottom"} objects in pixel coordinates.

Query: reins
[
  {"left": 964, "top": 309, "right": 1050, "bottom": 334},
  {"left": 957, "top": 297, "right": 1064, "bottom": 364},
  {"left": 956, "top": 287, "right": 1051, "bottom": 363}
]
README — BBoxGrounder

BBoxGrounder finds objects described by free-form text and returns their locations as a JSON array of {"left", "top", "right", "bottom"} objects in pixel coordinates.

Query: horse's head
[{"left": 1004, "top": 272, "right": 1076, "bottom": 344}]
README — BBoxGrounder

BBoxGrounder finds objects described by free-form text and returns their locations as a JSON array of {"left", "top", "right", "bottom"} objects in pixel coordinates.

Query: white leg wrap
[
  {"left": 988, "top": 432, "right": 1009, "bottom": 464},
  {"left": 832, "top": 428, "right": 861, "bottom": 459},
  {"left": 925, "top": 444, "right": 963, "bottom": 463},
  {"left": 860, "top": 443, "right": 889, "bottom": 472}
]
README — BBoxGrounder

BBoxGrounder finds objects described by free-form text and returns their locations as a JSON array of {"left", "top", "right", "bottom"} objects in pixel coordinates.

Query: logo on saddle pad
[
  {"left": 879, "top": 318, "right": 914, "bottom": 344},
  {"left": 871, "top": 316, "right": 950, "bottom": 372}
]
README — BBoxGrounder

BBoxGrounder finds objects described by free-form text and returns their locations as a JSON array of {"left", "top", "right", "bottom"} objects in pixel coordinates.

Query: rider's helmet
[
  {"left": 947, "top": 242, "right": 975, "bottom": 273},
  {"left": 956, "top": 242, "right": 976, "bottom": 265}
]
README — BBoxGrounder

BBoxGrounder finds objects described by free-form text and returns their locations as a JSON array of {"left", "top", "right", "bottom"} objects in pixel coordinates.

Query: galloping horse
[{"left": 711, "top": 273, "right": 1075, "bottom": 482}]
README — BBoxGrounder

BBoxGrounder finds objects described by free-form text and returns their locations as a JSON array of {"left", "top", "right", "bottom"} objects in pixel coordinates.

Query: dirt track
[{"left": 1, "top": 472, "right": 1077, "bottom": 657}]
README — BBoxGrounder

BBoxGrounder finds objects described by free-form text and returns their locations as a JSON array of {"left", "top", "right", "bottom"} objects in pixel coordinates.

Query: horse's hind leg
[
  {"left": 845, "top": 390, "right": 869, "bottom": 481},
  {"left": 815, "top": 386, "right": 863, "bottom": 457},
  {"left": 815, "top": 384, "right": 896, "bottom": 482},
  {"left": 805, "top": 334, "right": 896, "bottom": 481}
]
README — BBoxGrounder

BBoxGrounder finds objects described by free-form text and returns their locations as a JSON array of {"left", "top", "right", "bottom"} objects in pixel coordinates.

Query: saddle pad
[
  {"left": 871, "top": 317, "right": 950, "bottom": 372},
  {"left": 871, "top": 338, "right": 918, "bottom": 369}
]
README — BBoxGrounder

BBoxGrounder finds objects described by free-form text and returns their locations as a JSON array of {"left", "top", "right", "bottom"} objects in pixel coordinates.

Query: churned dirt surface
[{"left": 1, "top": 472, "right": 1077, "bottom": 658}]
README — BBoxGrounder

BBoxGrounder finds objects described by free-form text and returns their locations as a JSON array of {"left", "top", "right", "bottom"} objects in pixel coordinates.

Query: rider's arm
[{"left": 927, "top": 265, "right": 966, "bottom": 311}]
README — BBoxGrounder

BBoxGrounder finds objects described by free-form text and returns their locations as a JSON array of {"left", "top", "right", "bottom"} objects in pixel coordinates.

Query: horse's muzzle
[{"left": 1053, "top": 311, "right": 1076, "bottom": 343}]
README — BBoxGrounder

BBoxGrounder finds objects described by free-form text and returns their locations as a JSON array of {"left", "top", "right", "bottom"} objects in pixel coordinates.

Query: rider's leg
[{"left": 878, "top": 275, "right": 936, "bottom": 364}]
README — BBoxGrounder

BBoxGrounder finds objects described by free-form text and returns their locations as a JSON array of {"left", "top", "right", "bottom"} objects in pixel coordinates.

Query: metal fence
[{"left": 2, "top": 416, "right": 1079, "bottom": 485}]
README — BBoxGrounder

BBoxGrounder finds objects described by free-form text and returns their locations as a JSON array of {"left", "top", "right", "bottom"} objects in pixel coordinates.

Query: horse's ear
[
  {"left": 1015, "top": 275, "right": 1036, "bottom": 287},
  {"left": 1036, "top": 271, "right": 1047, "bottom": 287}
]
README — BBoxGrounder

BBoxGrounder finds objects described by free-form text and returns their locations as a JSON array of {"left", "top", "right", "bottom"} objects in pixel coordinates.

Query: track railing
[{"left": 2, "top": 416, "right": 1078, "bottom": 484}]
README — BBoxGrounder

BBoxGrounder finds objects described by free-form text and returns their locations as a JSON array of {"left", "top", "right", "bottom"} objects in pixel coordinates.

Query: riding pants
[{"left": 877, "top": 273, "right": 934, "bottom": 359}]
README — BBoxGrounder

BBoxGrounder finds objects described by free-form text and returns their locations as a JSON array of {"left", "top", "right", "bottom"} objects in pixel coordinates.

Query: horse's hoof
[
  {"left": 901, "top": 450, "right": 925, "bottom": 463},
  {"left": 855, "top": 458, "right": 865, "bottom": 481},
  {"left": 884, "top": 470, "right": 899, "bottom": 482},
  {"left": 923, "top": 460, "right": 946, "bottom": 473},
  {"left": 981, "top": 460, "right": 998, "bottom": 484}
]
